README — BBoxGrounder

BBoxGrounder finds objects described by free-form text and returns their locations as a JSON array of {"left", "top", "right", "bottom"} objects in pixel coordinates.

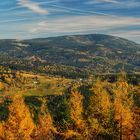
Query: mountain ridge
[
  {"left": 0, "top": 34, "right": 140, "bottom": 78},
  {"left": 1, "top": 34, "right": 139, "bottom": 45}
]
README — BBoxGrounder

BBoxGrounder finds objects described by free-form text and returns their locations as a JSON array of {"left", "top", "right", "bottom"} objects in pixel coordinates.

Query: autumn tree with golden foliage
[
  {"left": 3, "top": 95, "right": 35, "bottom": 140},
  {"left": 69, "top": 90, "right": 86, "bottom": 139},
  {"left": 0, "top": 82, "right": 4, "bottom": 91},
  {"left": 0, "top": 122, "right": 4, "bottom": 139},
  {"left": 87, "top": 79, "right": 116, "bottom": 139},
  {"left": 113, "top": 78, "right": 135, "bottom": 140},
  {"left": 32, "top": 99, "right": 55, "bottom": 140},
  {"left": 70, "top": 91, "right": 84, "bottom": 129}
]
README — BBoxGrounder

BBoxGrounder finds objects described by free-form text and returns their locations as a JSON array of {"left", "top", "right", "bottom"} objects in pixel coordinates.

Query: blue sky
[{"left": 0, "top": 0, "right": 140, "bottom": 43}]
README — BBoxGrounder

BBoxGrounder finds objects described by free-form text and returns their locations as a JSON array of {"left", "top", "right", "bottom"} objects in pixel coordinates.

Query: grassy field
[{"left": 0, "top": 72, "right": 72, "bottom": 97}]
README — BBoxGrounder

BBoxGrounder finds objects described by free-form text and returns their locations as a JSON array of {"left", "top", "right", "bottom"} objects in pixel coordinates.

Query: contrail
[
  {"left": 45, "top": 4, "right": 117, "bottom": 17},
  {"left": 0, "top": 16, "right": 46, "bottom": 24},
  {"left": 0, "top": 0, "right": 58, "bottom": 13},
  {"left": 0, "top": 6, "right": 117, "bottom": 24},
  {"left": 0, "top": 0, "right": 118, "bottom": 24},
  {"left": 0, "top": 0, "right": 117, "bottom": 17},
  {"left": 0, "top": 6, "right": 21, "bottom": 12}
]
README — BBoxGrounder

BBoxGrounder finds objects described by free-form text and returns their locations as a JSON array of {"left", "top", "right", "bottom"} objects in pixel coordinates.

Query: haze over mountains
[{"left": 0, "top": 34, "right": 140, "bottom": 77}]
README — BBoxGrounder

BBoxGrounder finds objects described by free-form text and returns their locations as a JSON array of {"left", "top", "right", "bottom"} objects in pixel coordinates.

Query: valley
[{"left": 0, "top": 34, "right": 140, "bottom": 139}]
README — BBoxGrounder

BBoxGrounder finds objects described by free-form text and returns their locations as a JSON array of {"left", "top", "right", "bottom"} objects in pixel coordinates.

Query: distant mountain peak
[{"left": 0, "top": 34, "right": 139, "bottom": 76}]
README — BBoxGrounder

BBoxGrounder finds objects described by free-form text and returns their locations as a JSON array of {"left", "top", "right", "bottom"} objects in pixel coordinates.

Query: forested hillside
[{"left": 0, "top": 34, "right": 140, "bottom": 78}]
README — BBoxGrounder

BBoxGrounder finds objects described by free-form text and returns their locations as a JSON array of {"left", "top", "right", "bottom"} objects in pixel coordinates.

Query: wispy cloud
[
  {"left": 28, "top": 15, "right": 140, "bottom": 34},
  {"left": 96, "top": 0, "right": 119, "bottom": 3},
  {"left": 0, "top": 0, "right": 58, "bottom": 13},
  {"left": 86, "top": 0, "right": 140, "bottom": 9},
  {"left": 87, "top": 0, "right": 119, "bottom": 4},
  {"left": 18, "top": 0, "right": 48, "bottom": 14},
  {"left": 25, "top": 14, "right": 140, "bottom": 43},
  {"left": 46, "top": 4, "right": 116, "bottom": 17},
  {"left": 23, "top": 15, "right": 140, "bottom": 43},
  {"left": 3, "top": 12, "right": 140, "bottom": 42}
]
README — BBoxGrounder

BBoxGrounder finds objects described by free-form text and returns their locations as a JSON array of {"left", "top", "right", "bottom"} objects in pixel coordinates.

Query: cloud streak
[
  {"left": 87, "top": 0, "right": 119, "bottom": 4},
  {"left": 96, "top": 0, "right": 119, "bottom": 3},
  {"left": 86, "top": 0, "right": 140, "bottom": 9},
  {"left": 46, "top": 4, "right": 116, "bottom": 17},
  {"left": 18, "top": 0, "right": 48, "bottom": 14},
  {"left": 28, "top": 15, "right": 140, "bottom": 34}
]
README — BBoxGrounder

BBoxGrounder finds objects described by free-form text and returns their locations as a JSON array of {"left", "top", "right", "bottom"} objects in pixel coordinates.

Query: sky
[{"left": 0, "top": 0, "right": 140, "bottom": 43}]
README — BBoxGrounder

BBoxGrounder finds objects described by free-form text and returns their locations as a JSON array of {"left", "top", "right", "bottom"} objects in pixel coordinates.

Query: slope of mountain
[{"left": 0, "top": 34, "right": 140, "bottom": 77}]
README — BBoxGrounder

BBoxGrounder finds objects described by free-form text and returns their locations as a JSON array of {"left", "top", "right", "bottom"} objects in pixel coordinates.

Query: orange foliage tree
[
  {"left": 113, "top": 79, "right": 135, "bottom": 140},
  {"left": 0, "top": 122, "right": 4, "bottom": 139},
  {"left": 4, "top": 95, "right": 35, "bottom": 140},
  {"left": 70, "top": 91, "right": 84, "bottom": 129},
  {"left": 87, "top": 79, "right": 117, "bottom": 139},
  {"left": 69, "top": 90, "right": 86, "bottom": 139},
  {"left": 32, "top": 99, "right": 55, "bottom": 140}
]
